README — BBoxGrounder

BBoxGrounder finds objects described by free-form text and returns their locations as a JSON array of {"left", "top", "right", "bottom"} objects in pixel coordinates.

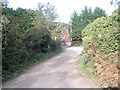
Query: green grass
[
  {"left": 78, "top": 54, "right": 96, "bottom": 79},
  {"left": 3, "top": 48, "right": 63, "bottom": 82}
]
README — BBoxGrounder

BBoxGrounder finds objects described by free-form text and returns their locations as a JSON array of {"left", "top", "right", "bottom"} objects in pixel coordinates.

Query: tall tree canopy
[
  {"left": 70, "top": 6, "right": 106, "bottom": 42},
  {"left": 37, "top": 2, "right": 58, "bottom": 30}
]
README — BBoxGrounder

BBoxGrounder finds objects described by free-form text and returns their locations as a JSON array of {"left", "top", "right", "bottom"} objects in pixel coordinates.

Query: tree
[
  {"left": 70, "top": 6, "right": 106, "bottom": 42},
  {"left": 37, "top": 2, "right": 58, "bottom": 30},
  {"left": 2, "top": 0, "right": 9, "bottom": 8},
  {"left": 79, "top": 6, "right": 93, "bottom": 30},
  {"left": 71, "top": 11, "right": 82, "bottom": 41},
  {"left": 92, "top": 7, "right": 106, "bottom": 20},
  {"left": 2, "top": 3, "right": 60, "bottom": 81},
  {"left": 110, "top": 0, "right": 120, "bottom": 6},
  {"left": 50, "top": 22, "right": 68, "bottom": 40},
  {"left": 37, "top": 2, "right": 66, "bottom": 40},
  {"left": 71, "top": 7, "right": 93, "bottom": 41},
  {"left": 27, "top": 9, "right": 47, "bottom": 27}
]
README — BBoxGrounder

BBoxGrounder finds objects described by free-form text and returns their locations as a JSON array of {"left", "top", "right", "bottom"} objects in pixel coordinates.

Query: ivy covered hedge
[
  {"left": 82, "top": 16, "right": 119, "bottom": 63},
  {"left": 80, "top": 10, "right": 119, "bottom": 87}
]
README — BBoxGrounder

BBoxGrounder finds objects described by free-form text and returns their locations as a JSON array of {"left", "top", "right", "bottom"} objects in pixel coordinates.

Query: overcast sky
[{"left": 7, "top": 0, "right": 117, "bottom": 23}]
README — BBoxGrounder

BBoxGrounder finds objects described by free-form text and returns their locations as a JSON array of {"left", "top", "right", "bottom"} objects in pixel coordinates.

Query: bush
[
  {"left": 24, "top": 26, "right": 51, "bottom": 53},
  {"left": 2, "top": 7, "right": 61, "bottom": 81},
  {"left": 2, "top": 25, "right": 61, "bottom": 81},
  {"left": 82, "top": 16, "right": 119, "bottom": 63},
  {"left": 49, "top": 39, "right": 60, "bottom": 52},
  {"left": 24, "top": 26, "right": 60, "bottom": 53},
  {"left": 79, "top": 12, "right": 119, "bottom": 87}
]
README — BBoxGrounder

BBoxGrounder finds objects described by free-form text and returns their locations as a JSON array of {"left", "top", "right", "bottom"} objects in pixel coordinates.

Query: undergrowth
[
  {"left": 72, "top": 41, "right": 83, "bottom": 46},
  {"left": 2, "top": 47, "right": 63, "bottom": 82},
  {"left": 78, "top": 53, "right": 96, "bottom": 79}
]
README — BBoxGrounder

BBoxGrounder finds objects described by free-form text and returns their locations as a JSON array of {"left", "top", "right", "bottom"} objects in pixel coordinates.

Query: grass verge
[{"left": 78, "top": 54, "right": 96, "bottom": 79}]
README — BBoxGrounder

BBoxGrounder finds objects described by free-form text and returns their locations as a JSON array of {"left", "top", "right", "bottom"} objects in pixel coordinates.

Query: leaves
[
  {"left": 82, "top": 8, "right": 119, "bottom": 65},
  {"left": 70, "top": 6, "right": 106, "bottom": 42},
  {"left": 2, "top": 3, "right": 60, "bottom": 81}
]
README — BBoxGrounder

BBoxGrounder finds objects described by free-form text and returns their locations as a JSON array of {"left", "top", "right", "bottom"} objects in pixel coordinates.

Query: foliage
[
  {"left": 110, "top": 0, "right": 120, "bottom": 6},
  {"left": 2, "top": 7, "right": 34, "bottom": 81},
  {"left": 37, "top": 2, "right": 58, "bottom": 30},
  {"left": 70, "top": 6, "right": 106, "bottom": 42},
  {"left": 92, "top": 7, "right": 106, "bottom": 20},
  {"left": 2, "top": 3, "right": 61, "bottom": 82},
  {"left": 72, "top": 41, "right": 82, "bottom": 46},
  {"left": 27, "top": 9, "right": 47, "bottom": 27},
  {"left": 50, "top": 22, "right": 68, "bottom": 40},
  {"left": 3, "top": 47, "right": 62, "bottom": 81},
  {"left": 79, "top": 9, "right": 119, "bottom": 87},
  {"left": 24, "top": 26, "right": 51, "bottom": 53},
  {"left": 32, "top": 3, "right": 65, "bottom": 40},
  {"left": 81, "top": 10, "right": 119, "bottom": 85},
  {"left": 71, "top": 11, "right": 82, "bottom": 41},
  {"left": 78, "top": 53, "right": 96, "bottom": 79},
  {"left": 82, "top": 16, "right": 119, "bottom": 63}
]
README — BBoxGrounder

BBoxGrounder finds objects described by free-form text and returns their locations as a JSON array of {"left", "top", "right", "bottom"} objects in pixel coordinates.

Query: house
[{"left": 60, "top": 30, "right": 72, "bottom": 46}]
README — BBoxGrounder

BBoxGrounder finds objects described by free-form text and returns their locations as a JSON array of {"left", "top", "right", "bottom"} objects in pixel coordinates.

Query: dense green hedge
[
  {"left": 2, "top": 6, "right": 61, "bottom": 81},
  {"left": 80, "top": 10, "right": 120, "bottom": 87},
  {"left": 82, "top": 16, "right": 119, "bottom": 63}
]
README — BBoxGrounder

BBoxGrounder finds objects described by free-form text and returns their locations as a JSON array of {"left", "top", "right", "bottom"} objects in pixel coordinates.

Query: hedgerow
[
  {"left": 82, "top": 16, "right": 119, "bottom": 63},
  {"left": 2, "top": 5, "right": 61, "bottom": 81},
  {"left": 80, "top": 10, "right": 119, "bottom": 87}
]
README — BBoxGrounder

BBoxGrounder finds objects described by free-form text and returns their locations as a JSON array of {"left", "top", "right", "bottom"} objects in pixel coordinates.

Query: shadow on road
[{"left": 61, "top": 46, "right": 70, "bottom": 49}]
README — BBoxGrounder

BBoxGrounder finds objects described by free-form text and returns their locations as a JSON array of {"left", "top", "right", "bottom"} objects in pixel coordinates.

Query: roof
[{"left": 60, "top": 30, "right": 71, "bottom": 42}]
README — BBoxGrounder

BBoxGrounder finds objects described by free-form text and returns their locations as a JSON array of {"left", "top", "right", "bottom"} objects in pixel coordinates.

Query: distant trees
[
  {"left": 70, "top": 11, "right": 81, "bottom": 41},
  {"left": 37, "top": 3, "right": 68, "bottom": 41},
  {"left": 92, "top": 7, "right": 106, "bottom": 20},
  {"left": 37, "top": 2, "right": 58, "bottom": 30},
  {"left": 51, "top": 22, "right": 68, "bottom": 40},
  {"left": 110, "top": 0, "right": 120, "bottom": 6},
  {"left": 70, "top": 6, "right": 106, "bottom": 42}
]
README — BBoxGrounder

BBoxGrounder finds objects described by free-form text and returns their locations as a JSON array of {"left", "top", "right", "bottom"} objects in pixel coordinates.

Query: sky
[{"left": 7, "top": 0, "right": 117, "bottom": 23}]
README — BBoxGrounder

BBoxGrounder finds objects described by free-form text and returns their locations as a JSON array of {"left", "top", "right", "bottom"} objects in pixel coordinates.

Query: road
[{"left": 3, "top": 46, "right": 98, "bottom": 88}]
